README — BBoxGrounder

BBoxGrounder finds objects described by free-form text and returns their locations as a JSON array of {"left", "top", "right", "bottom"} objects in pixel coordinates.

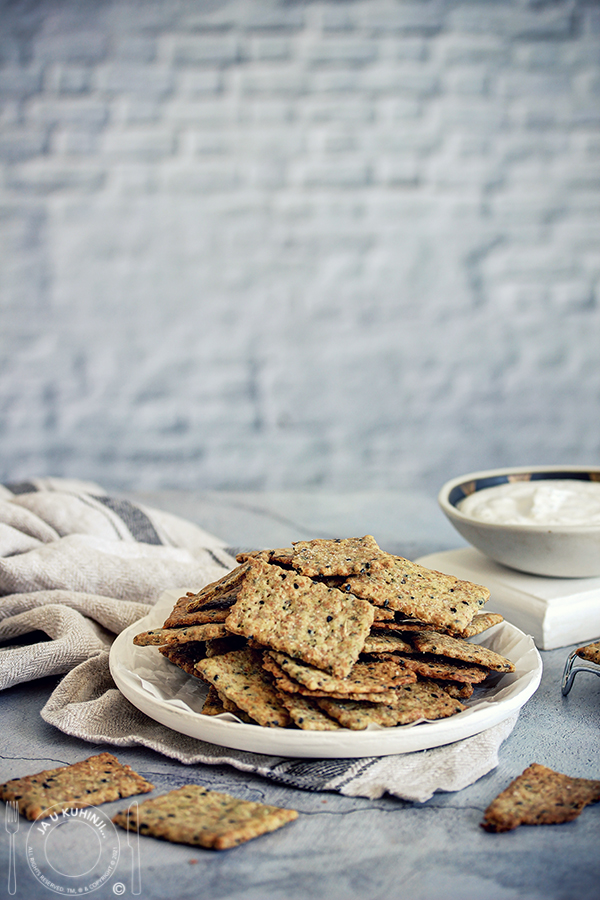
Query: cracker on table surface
[
  {"left": 341, "top": 557, "right": 489, "bottom": 634},
  {"left": 276, "top": 692, "right": 343, "bottom": 730},
  {"left": 481, "top": 763, "right": 600, "bottom": 832},
  {"left": 225, "top": 559, "right": 374, "bottom": 678},
  {"left": 291, "top": 535, "right": 386, "bottom": 578},
  {"left": 0, "top": 753, "right": 153, "bottom": 821},
  {"left": 318, "top": 681, "right": 465, "bottom": 730},
  {"left": 195, "top": 648, "right": 291, "bottom": 727},
  {"left": 410, "top": 630, "right": 515, "bottom": 673},
  {"left": 113, "top": 785, "right": 298, "bottom": 850},
  {"left": 576, "top": 640, "right": 600, "bottom": 666},
  {"left": 269, "top": 650, "right": 415, "bottom": 693},
  {"left": 159, "top": 641, "right": 206, "bottom": 677}
]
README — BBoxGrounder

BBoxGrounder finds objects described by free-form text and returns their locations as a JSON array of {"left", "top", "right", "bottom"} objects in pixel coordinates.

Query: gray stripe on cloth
[
  {"left": 3, "top": 481, "right": 38, "bottom": 495},
  {"left": 92, "top": 495, "right": 163, "bottom": 545},
  {"left": 266, "top": 758, "right": 380, "bottom": 792}
]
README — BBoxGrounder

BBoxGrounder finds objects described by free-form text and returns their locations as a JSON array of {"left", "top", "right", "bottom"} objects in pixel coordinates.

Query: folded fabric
[
  {"left": 0, "top": 478, "right": 234, "bottom": 689},
  {"left": 42, "top": 653, "right": 518, "bottom": 804},
  {"left": 0, "top": 477, "right": 518, "bottom": 802}
]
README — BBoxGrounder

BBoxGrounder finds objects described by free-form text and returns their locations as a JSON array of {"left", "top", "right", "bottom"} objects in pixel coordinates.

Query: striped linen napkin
[{"left": 0, "top": 478, "right": 516, "bottom": 802}]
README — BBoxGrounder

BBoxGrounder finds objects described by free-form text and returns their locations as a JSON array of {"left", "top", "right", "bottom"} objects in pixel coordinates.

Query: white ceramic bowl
[{"left": 438, "top": 465, "right": 600, "bottom": 578}]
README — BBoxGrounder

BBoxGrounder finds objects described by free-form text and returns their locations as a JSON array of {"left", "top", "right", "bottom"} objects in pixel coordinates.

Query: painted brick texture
[{"left": 0, "top": 0, "right": 599, "bottom": 492}]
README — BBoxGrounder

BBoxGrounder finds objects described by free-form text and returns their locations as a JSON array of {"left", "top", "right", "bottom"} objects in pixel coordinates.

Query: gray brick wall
[{"left": 1, "top": 0, "right": 599, "bottom": 493}]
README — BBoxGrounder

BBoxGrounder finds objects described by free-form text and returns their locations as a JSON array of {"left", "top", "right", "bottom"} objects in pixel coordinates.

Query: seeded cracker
[
  {"left": 225, "top": 559, "right": 374, "bottom": 678},
  {"left": 163, "top": 592, "right": 234, "bottom": 628},
  {"left": 263, "top": 654, "right": 414, "bottom": 701},
  {"left": 318, "top": 682, "right": 466, "bottom": 730},
  {"left": 576, "top": 640, "right": 600, "bottom": 666},
  {"left": 184, "top": 564, "right": 251, "bottom": 613},
  {"left": 159, "top": 642, "right": 206, "bottom": 677},
  {"left": 342, "top": 556, "right": 490, "bottom": 634},
  {"left": 133, "top": 623, "right": 228, "bottom": 646},
  {"left": 268, "top": 651, "right": 415, "bottom": 692},
  {"left": 481, "top": 764, "right": 600, "bottom": 832},
  {"left": 0, "top": 753, "right": 153, "bottom": 821},
  {"left": 237, "top": 547, "right": 294, "bottom": 568},
  {"left": 362, "top": 633, "right": 414, "bottom": 655},
  {"left": 388, "top": 653, "right": 490, "bottom": 684},
  {"left": 291, "top": 535, "right": 386, "bottom": 578},
  {"left": 459, "top": 612, "right": 504, "bottom": 638},
  {"left": 205, "top": 635, "right": 247, "bottom": 657},
  {"left": 410, "top": 630, "right": 515, "bottom": 673},
  {"left": 201, "top": 685, "right": 227, "bottom": 715},
  {"left": 195, "top": 649, "right": 291, "bottom": 727},
  {"left": 276, "top": 692, "right": 343, "bottom": 731},
  {"left": 113, "top": 785, "right": 298, "bottom": 850}
]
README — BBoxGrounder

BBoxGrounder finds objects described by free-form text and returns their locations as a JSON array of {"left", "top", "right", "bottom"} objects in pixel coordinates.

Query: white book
[{"left": 415, "top": 547, "right": 600, "bottom": 651}]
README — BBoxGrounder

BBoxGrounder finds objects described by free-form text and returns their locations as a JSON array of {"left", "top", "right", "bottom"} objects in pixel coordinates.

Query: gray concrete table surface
[{"left": 1, "top": 491, "right": 599, "bottom": 900}]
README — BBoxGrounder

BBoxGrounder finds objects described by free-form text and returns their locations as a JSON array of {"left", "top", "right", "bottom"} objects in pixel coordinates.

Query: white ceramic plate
[{"left": 110, "top": 589, "right": 543, "bottom": 759}]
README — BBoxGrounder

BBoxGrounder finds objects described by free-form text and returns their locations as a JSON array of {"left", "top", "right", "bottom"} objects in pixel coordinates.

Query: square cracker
[
  {"left": 410, "top": 630, "right": 515, "bottom": 673},
  {"left": 113, "top": 785, "right": 298, "bottom": 850},
  {"left": 276, "top": 692, "right": 343, "bottom": 731},
  {"left": 291, "top": 535, "right": 386, "bottom": 578},
  {"left": 225, "top": 559, "right": 374, "bottom": 678},
  {"left": 390, "top": 653, "right": 490, "bottom": 684},
  {"left": 133, "top": 623, "right": 228, "bottom": 646},
  {"left": 481, "top": 763, "right": 600, "bottom": 832},
  {"left": 318, "top": 681, "right": 466, "bottom": 730},
  {"left": 268, "top": 651, "right": 415, "bottom": 693},
  {"left": 341, "top": 556, "right": 490, "bottom": 634},
  {"left": 195, "top": 649, "right": 291, "bottom": 727},
  {"left": 0, "top": 753, "right": 153, "bottom": 821}
]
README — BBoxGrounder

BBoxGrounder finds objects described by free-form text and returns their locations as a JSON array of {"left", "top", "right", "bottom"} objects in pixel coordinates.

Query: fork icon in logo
[
  {"left": 5, "top": 800, "right": 19, "bottom": 895},
  {"left": 127, "top": 800, "right": 142, "bottom": 895}
]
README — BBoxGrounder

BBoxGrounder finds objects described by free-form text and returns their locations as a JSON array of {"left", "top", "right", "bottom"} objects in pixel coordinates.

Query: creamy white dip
[{"left": 458, "top": 479, "right": 600, "bottom": 526}]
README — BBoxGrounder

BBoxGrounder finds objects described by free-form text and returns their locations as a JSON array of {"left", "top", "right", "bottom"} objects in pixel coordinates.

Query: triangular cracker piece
[{"left": 482, "top": 764, "right": 600, "bottom": 832}]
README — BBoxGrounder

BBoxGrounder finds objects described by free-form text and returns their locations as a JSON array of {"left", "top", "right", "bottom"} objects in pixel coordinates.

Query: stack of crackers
[{"left": 134, "top": 536, "right": 514, "bottom": 731}]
